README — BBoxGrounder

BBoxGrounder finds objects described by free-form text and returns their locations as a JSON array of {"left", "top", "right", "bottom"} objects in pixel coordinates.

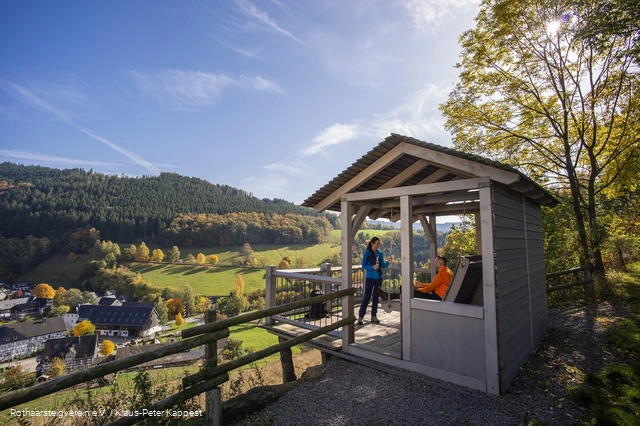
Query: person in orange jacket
[
  {"left": 413, "top": 256, "right": 452, "bottom": 300},
  {"left": 379, "top": 256, "right": 452, "bottom": 301}
]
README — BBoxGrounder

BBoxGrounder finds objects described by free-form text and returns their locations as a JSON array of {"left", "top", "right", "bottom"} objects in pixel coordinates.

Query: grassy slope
[
  {"left": 17, "top": 242, "right": 341, "bottom": 296},
  {"left": 17, "top": 253, "right": 96, "bottom": 287}
]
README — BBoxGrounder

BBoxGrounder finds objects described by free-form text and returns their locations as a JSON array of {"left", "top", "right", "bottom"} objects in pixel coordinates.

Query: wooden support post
[
  {"left": 479, "top": 181, "right": 499, "bottom": 395},
  {"left": 400, "top": 195, "right": 413, "bottom": 362},
  {"left": 321, "top": 262, "right": 332, "bottom": 314},
  {"left": 321, "top": 351, "right": 332, "bottom": 364},
  {"left": 265, "top": 265, "right": 277, "bottom": 325},
  {"left": 341, "top": 198, "right": 355, "bottom": 350},
  {"left": 474, "top": 213, "right": 482, "bottom": 255},
  {"left": 205, "top": 310, "right": 221, "bottom": 426},
  {"left": 278, "top": 336, "right": 297, "bottom": 382}
]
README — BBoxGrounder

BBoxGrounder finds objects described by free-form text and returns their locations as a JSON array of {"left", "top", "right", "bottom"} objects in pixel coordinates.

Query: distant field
[
  {"left": 17, "top": 253, "right": 96, "bottom": 287},
  {"left": 127, "top": 263, "right": 266, "bottom": 296},
  {"left": 18, "top": 242, "right": 341, "bottom": 296}
]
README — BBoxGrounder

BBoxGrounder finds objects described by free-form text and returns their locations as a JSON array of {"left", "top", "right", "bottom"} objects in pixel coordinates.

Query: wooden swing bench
[{"left": 381, "top": 255, "right": 483, "bottom": 313}]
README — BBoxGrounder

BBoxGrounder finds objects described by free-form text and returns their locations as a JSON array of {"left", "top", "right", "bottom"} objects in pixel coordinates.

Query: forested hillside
[{"left": 0, "top": 163, "right": 331, "bottom": 242}]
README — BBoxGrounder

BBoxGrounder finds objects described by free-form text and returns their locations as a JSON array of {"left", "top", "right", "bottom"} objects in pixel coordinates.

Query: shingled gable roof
[
  {"left": 77, "top": 304, "right": 154, "bottom": 327},
  {"left": 40, "top": 334, "right": 98, "bottom": 361},
  {"left": 302, "top": 134, "right": 558, "bottom": 217},
  {"left": 6, "top": 317, "right": 66, "bottom": 338}
]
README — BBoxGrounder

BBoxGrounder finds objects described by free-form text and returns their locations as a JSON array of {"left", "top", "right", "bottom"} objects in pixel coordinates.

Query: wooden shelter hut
[{"left": 266, "top": 134, "right": 558, "bottom": 394}]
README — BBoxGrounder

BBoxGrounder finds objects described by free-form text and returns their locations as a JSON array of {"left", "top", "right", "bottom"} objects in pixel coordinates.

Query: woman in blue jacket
[{"left": 358, "top": 236, "right": 389, "bottom": 325}]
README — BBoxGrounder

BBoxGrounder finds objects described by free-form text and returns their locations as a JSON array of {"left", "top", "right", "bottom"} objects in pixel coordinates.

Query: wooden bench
[{"left": 381, "top": 255, "right": 483, "bottom": 313}]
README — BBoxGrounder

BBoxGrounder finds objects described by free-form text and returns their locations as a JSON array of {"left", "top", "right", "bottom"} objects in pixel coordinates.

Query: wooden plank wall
[{"left": 492, "top": 183, "right": 548, "bottom": 392}]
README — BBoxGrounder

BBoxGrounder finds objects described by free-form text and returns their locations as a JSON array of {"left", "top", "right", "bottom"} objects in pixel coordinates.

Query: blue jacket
[{"left": 361, "top": 249, "right": 389, "bottom": 280}]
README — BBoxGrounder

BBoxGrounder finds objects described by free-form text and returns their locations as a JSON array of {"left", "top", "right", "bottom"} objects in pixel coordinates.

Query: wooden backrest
[{"left": 442, "top": 255, "right": 483, "bottom": 304}]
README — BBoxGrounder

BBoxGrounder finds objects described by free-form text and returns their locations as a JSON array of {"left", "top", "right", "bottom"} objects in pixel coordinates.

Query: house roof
[
  {"left": 302, "top": 134, "right": 558, "bottom": 218},
  {"left": 7, "top": 317, "right": 66, "bottom": 338},
  {"left": 10, "top": 302, "right": 38, "bottom": 312},
  {"left": 77, "top": 305, "right": 155, "bottom": 327},
  {"left": 0, "top": 326, "right": 27, "bottom": 343},
  {"left": 40, "top": 335, "right": 98, "bottom": 361},
  {"left": 98, "top": 297, "right": 120, "bottom": 306},
  {"left": 0, "top": 297, "right": 31, "bottom": 311}
]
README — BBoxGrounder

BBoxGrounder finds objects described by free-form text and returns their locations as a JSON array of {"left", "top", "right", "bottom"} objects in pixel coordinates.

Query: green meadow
[{"left": 18, "top": 242, "right": 342, "bottom": 296}]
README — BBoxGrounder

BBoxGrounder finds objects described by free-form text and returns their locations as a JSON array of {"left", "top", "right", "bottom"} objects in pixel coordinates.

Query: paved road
[{"left": 0, "top": 356, "right": 37, "bottom": 373}]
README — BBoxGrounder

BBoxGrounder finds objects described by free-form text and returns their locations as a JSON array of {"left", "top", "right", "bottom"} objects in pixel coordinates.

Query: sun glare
[{"left": 546, "top": 21, "right": 561, "bottom": 36}]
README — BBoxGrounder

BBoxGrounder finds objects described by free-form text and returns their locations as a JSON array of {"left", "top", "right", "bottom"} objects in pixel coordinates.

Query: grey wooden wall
[{"left": 492, "top": 183, "right": 549, "bottom": 393}]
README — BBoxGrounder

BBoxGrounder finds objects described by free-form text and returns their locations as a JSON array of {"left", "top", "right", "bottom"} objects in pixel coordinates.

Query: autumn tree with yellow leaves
[
  {"left": 73, "top": 320, "right": 96, "bottom": 336},
  {"left": 33, "top": 283, "right": 55, "bottom": 299}
]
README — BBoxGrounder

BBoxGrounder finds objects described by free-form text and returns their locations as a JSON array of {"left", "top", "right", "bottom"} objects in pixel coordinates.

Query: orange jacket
[{"left": 416, "top": 266, "right": 453, "bottom": 298}]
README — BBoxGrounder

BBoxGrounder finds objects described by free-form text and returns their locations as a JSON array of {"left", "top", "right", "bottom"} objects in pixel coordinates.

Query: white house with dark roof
[
  {"left": 77, "top": 304, "right": 161, "bottom": 338},
  {"left": 0, "top": 317, "right": 66, "bottom": 361},
  {"left": 37, "top": 334, "right": 98, "bottom": 375}
]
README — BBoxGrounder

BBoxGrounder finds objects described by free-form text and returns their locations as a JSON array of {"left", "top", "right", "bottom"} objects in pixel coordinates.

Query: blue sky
[{"left": 0, "top": 0, "right": 480, "bottom": 210}]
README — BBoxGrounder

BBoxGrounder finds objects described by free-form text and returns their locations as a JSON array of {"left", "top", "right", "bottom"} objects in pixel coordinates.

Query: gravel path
[{"left": 243, "top": 302, "right": 630, "bottom": 426}]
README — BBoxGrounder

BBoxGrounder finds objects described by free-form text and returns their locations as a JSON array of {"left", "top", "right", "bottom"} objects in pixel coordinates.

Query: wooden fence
[
  {"left": 0, "top": 287, "right": 356, "bottom": 425},
  {"left": 546, "top": 265, "right": 594, "bottom": 294}
]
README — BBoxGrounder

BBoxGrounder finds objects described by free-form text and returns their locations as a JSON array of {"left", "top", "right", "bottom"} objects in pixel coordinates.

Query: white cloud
[
  {"left": 400, "top": 0, "right": 480, "bottom": 31},
  {"left": 0, "top": 79, "right": 160, "bottom": 174},
  {"left": 0, "top": 149, "right": 122, "bottom": 168},
  {"left": 263, "top": 162, "right": 309, "bottom": 176},
  {"left": 300, "top": 84, "right": 450, "bottom": 158},
  {"left": 241, "top": 173, "right": 290, "bottom": 199},
  {"left": 128, "top": 69, "right": 283, "bottom": 109},
  {"left": 301, "top": 123, "right": 360, "bottom": 156},
  {"left": 234, "top": 0, "right": 303, "bottom": 44}
]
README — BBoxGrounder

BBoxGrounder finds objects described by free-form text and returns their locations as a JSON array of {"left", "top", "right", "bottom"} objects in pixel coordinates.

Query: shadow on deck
[{"left": 261, "top": 305, "right": 401, "bottom": 358}]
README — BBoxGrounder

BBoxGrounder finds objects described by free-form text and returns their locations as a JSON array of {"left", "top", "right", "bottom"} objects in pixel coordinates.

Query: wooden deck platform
[{"left": 261, "top": 306, "right": 402, "bottom": 358}]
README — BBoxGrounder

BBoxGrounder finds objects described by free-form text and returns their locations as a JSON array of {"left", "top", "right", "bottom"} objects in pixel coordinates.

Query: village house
[
  {"left": 76, "top": 304, "right": 161, "bottom": 338},
  {"left": 9, "top": 297, "right": 52, "bottom": 318},
  {"left": 36, "top": 334, "right": 98, "bottom": 376},
  {"left": 0, "top": 297, "right": 30, "bottom": 318},
  {"left": 0, "top": 317, "right": 66, "bottom": 361}
]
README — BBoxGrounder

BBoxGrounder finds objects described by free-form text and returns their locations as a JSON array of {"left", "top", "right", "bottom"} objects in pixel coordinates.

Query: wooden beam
[
  {"left": 352, "top": 205, "right": 371, "bottom": 234},
  {"left": 341, "top": 199, "right": 355, "bottom": 349},
  {"left": 368, "top": 209, "right": 388, "bottom": 220},
  {"left": 400, "top": 195, "right": 413, "bottom": 361},
  {"left": 380, "top": 190, "right": 480, "bottom": 209},
  {"left": 401, "top": 143, "right": 520, "bottom": 185},
  {"left": 479, "top": 183, "right": 499, "bottom": 395},
  {"left": 418, "top": 215, "right": 435, "bottom": 243},
  {"left": 381, "top": 158, "right": 431, "bottom": 188},
  {"left": 429, "top": 214, "right": 437, "bottom": 278},
  {"left": 315, "top": 144, "right": 405, "bottom": 212},
  {"left": 416, "top": 168, "right": 449, "bottom": 185},
  {"left": 344, "top": 178, "right": 489, "bottom": 203},
  {"left": 389, "top": 202, "right": 480, "bottom": 221}
]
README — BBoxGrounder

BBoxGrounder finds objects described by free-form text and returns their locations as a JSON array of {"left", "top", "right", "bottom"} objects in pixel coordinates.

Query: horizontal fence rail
[
  {"left": 0, "top": 287, "right": 357, "bottom": 420},
  {"left": 546, "top": 265, "right": 593, "bottom": 294}
]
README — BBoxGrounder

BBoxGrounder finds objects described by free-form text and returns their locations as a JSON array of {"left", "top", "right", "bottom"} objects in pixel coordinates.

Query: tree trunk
[{"left": 278, "top": 337, "right": 296, "bottom": 383}]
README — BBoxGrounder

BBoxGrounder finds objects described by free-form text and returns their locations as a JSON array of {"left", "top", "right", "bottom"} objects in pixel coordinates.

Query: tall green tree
[
  {"left": 154, "top": 297, "right": 169, "bottom": 326},
  {"left": 440, "top": 0, "right": 639, "bottom": 280},
  {"left": 167, "top": 246, "right": 180, "bottom": 263},
  {"left": 182, "top": 285, "right": 195, "bottom": 318}
]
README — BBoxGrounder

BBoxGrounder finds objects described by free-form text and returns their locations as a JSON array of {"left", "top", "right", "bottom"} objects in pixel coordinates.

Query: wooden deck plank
[{"left": 261, "top": 304, "right": 402, "bottom": 357}]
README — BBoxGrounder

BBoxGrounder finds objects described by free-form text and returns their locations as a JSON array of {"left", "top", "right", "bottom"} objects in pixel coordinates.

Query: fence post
[
  {"left": 278, "top": 336, "right": 297, "bottom": 382},
  {"left": 205, "top": 310, "right": 222, "bottom": 426},
  {"left": 584, "top": 264, "right": 594, "bottom": 297},
  {"left": 321, "top": 262, "right": 332, "bottom": 313},
  {"left": 265, "top": 265, "right": 277, "bottom": 325}
]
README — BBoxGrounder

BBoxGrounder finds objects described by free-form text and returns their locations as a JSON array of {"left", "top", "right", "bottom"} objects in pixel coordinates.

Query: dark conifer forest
[{"left": 0, "top": 162, "right": 334, "bottom": 242}]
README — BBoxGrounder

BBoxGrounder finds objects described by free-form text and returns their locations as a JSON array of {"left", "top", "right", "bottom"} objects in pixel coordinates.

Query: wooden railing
[
  {"left": 0, "top": 288, "right": 356, "bottom": 425},
  {"left": 546, "top": 265, "right": 594, "bottom": 294}
]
